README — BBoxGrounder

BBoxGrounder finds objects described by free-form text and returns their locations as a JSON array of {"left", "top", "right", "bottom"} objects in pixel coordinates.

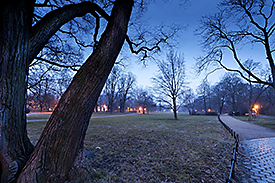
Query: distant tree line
[
  {"left": 97, "top": 66, "right": 156, "bottom": 114},
  {"left": 27, "top": 63, "right": 72, "bottom": 112},
  {"left": 27, "top": 66, "right": 158, "bottom": 114},
  {"left": 186, "top": 73, "right": 275, "bottom": 116},
  {"left": 28, "top": 62, "right": 275, "bottom": 118}
]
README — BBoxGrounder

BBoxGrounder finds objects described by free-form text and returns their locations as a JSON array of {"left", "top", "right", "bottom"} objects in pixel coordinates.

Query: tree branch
[
  {"left": 58, "top": 29, "right": 93, "bottom": 48},
  {"left": 30, "top": 2, "right": 109, "bottom": 64},
  {"left": 125, "top": 27, "right": 180, "bottom": 61},
  {"left": 217, "top": 59, "right": 271, "bottom": 86},
  {"left": 35, "top": 57, "right": 81, "bottom": 71}
]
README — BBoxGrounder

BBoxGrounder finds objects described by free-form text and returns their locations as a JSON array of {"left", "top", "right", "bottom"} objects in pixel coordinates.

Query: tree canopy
[{"left": 196, "top": 0, "right": 275, "bottom": 89}]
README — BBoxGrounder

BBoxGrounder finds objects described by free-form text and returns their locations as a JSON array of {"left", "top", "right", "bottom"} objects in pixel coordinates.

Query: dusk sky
[
  {"left": 126, "top": 0, "right": 224, "bottom": 91},
  {"left": 121, "top": 0, "right": 268, "bottom": 92}
]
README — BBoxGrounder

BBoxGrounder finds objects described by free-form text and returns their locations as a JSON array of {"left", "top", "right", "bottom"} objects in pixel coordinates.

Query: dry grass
[
  {"left": 84, "top": 113, "right": 233, "bottom": 182},
  {"left": 26, "top": 112, "right": 135, "bottom": 120},
  {"left": 27, "top": 112, "right": 233, "bottom": 182},
  {"left": 27, "top": 113, "right": 52, "bottom": 120}
]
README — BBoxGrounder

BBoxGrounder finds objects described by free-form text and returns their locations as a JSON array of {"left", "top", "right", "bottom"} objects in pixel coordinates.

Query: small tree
[
  {"left": 118, "top": 72, "right": 136, "bottom": 113},
  {"left": 104, "top": 66, "right": 121, "bottom": 113},
  {"left": 182, "top": 88, "right": 196, "bottom": 115},
  {"left": 243, "top": 59, "right": 263, "bottom": 119},
  {"left": 134, "top": 88, "right": 155, "bottom": 114},
  {"left": 212, "top": 81, "right": 227, "bottom": 114},
  {"left": 259, "top": 86, "right": 275, "bottom": 114},
  {"left": 152, "top": 51, "right": 186, "bottom": 120},
  {"left": 196, "top": 80, "right": 211, "bottom": 113},
  {"left": 222, "top": 73, "right": 248, "bottom": 114}
]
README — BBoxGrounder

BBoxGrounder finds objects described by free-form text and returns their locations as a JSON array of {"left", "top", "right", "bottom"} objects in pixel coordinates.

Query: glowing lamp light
[{"left": 252, "top": 104, "right": 260, "bottom": 114}]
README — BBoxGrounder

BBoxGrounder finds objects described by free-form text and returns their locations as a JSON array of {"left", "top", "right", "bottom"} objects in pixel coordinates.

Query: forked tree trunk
[
  {"left": 0, "top": 1, "right": 35, "bottom": 182},
  {"left": 17, "top": 0, "right": 133, "bottom": 182}
]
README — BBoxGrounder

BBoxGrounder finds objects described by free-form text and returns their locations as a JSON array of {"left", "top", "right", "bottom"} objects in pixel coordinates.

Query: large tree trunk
[
  {"left": 0, "top": 1, "right": 35, "bottom": 182},
  {"left": 17, "top": 0, "right": 133, "bottom": 182}
]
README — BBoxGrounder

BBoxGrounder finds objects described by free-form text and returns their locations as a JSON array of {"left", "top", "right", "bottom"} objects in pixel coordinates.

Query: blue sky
[
  {"left": 126, "top": 0, "right": 224, "bottom": 91},
  {"left": 125, "top": 0, "right": 271, "bottom": 92},
  {"left": 80, "top": 0, "right": 269, "bottom": 93}
]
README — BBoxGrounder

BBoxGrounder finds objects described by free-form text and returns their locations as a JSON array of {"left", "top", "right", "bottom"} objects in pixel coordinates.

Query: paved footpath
[{"left": 219, "top": 115, "right": 275, "bottom": 183}]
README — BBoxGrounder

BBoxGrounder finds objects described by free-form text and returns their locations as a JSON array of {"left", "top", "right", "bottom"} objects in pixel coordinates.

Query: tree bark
[
  {"left": 17, "top": 0, "right": 133, "bottom": 182},
  {"left": 0, "top": 1, "right": 35, "bottom": 182},
  {"left": 120, "top": 98, "right": 125, "bottom": 113},
  {"left": 173, "top": 97, "right": 178, "bottom": 120}
]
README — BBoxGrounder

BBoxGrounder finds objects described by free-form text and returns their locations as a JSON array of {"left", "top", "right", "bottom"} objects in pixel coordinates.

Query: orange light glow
[{"left": 252, "top": 104, "right": 260, "bottom": 114}]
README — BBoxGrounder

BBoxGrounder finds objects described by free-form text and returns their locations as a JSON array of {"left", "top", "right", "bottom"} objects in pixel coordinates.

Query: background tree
[
  {"left": 259, "top": 86, "right": 275, "bottom": 114},
  {"left": 134, "top": 88, "right": 155, "bottom": 114},
  {"left": 211, "top": 81, "right": 227, "bottom": 114},
  {"left": 152, "top": 51, "right": 186, "bottom": 120},
  {"left": 196, "top": 80, "right": 211, "bottom": 113},
  {"left": 196, "top": 0, "right": 275, "bottom": 89},
  {"left": 221, "top": 73, "right": 248, "bottom": 115},
  {"left": 28, "top": 59, "right": 74, "bottom": 99},
  {"left": 182, "top": 88, "right": 196, "bottom": 114},
  {"left": 104, "top": 66, "right": 121, "bottom": 113},
  {"left": 118, "top": 72, "right": 136, "bottom": 113},
  {"left": 243, "top": 59, "right": 264, "bottom": 119},
  {"left": 0, "top": 0, "right": 180, "bottom": 182}
]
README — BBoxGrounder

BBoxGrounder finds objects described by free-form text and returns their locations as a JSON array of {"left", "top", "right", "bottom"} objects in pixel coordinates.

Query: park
[
  {"left": 26, "top": 111, "right": 275, "bottom": 182},
  {"left": 1, "top": 0, "right": 275, "bottom": 182},
  {"left": 27, "top": 112, "right": 233, "bottom": 182}
]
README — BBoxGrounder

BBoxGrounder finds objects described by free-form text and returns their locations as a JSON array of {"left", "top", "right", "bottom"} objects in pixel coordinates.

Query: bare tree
[
  {"left": 243, "top": 59, "right": 264, "bottom": 119},
  {"left": 182, "top": 88, "right": 196, "bottom": 114},
  {"left": 0, "top": 0, "right": 181, "bottom": 182},
  {"left": 212, "top": 81, "right": 228, "bottom": 114},
  {"left": 221, "top": 73, "right": 248, "bottom": 114},
  {"left": 104, "top": 66, "right": 121, "bottom": 113},
  {"left": 196, "top": 0, "right": 275, "bottom": 89},
  {"left": 118, "top": 72, "right": 136, "bottom": 113},
  {"left": 196, "top": 80, "right": 211, "bottom": 113},
  {"left": 152, "top": 51, "right": 186, "bottom": 120},
  {"left": 134, "top": 88, "right": 155, "bottom": 114},
  {"left": 259, "top": 86, "right": 275, "bottom": 114}
]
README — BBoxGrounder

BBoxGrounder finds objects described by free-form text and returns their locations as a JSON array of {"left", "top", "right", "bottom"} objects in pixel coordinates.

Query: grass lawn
[
  {"left": 27, "top": 113, "right": 52, "bottom": 120},
  {"left": 26, "top": 111, "right": 136, "bottom": 120},
  {"left": 27, "top": 112, "right": 233, "bottom": 182},
  {"left": 233, "top": 115, "right": 275, "bottom": 129}
]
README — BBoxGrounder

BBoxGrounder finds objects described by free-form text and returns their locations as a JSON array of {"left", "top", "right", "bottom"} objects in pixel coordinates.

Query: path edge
[{"left": 218, "top": 115, "right": 239, "bottom": 183}]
